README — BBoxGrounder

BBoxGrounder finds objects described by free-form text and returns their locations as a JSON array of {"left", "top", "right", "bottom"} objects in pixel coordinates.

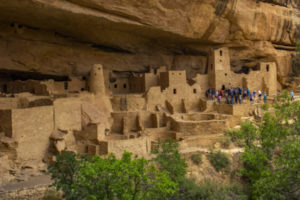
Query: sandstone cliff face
[{"left": 0, "top": 0, "right": 299, "bottom": 84}]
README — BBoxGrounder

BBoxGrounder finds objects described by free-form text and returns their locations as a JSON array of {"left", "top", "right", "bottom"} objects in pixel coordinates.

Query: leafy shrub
[
  {"left": 226, "top": 121, "right": 258, "bottom": 147},
  {"left": 43, "top": 189, "right": 61, "bottom": 200},
  {"left": 190, "top": 153, "right": 202, "bottom": 165},
  {"left": 173, "top": 178, "right": 247, "bottom": 200},
  {"left": 219, "top": 135, "right": 232, "bottom": 148},
  {"left": 261, "top": 103, "right": 269, "bottom": 111},
  {"left": 232, "top": 91, "right": 300, "bottom": 199},
  {"left": 152, "top": 139, "right": 187, "bottom": 182},
  {"left": 48, "top": 151, "right": 177, "bottom": 200},
  {"left": 207, "top": 151, "right": 230, "bottom": 172}
]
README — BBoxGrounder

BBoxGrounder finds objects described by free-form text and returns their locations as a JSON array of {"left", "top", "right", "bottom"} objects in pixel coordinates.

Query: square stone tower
[
  {"left": 160, "top": 71, "right": 186, "bottom": 90},
  {"left": 208, "top": 47, "right": 231, "bottom": 89},
  {"left": 260, "top": 62, "right": 277, "bottom": 95}
]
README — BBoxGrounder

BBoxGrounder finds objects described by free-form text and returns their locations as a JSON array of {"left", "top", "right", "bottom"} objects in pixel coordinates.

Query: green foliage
[
  {"left": 226, "top": 121, "right": 258, "bottom": 147},
  {"left": 49, "top": 139, "right": 249, "bottom": 200},
  {"left": 219, "top": 135, "right": 232, "bottom": 148},
  {"left": 229, "top": 90, "right": 300, "bottom": 199},
  {"left": 226, "top": 129, "right": 245, "bottom": 147},
  {"left": 261, "top": 103, "right": 269, "bottom": 111},
  {"left": 43, "top": 189, "right": 62, "bottom": 200},
  {"left": 152, "top": 139, "right": 245, "bottom": 200},
  {"left": 152, "top": 139, "right": 187, "bottom": 182},
  {"left": 296, "top": 41, "right": 300, "bottom": 52},
  {"left": 190, "top": 154, "right": 202, "bottom": 166},
  {"left": 48, "top": 151, "right": 86, "bottom": 200},
  {"left": 207, "top": 151, "right": 231, "bottom": 172},
  {"left": 48, "top": 151, "right": 177, "bottom": 200},
  {"left": 172, "top": 178, "right": 247, "bottom": 200}
]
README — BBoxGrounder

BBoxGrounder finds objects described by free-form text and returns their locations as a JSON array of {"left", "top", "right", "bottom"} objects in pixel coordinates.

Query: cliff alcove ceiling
[{"left": 0, "top": 0, "right": 298, "bottom": 84}]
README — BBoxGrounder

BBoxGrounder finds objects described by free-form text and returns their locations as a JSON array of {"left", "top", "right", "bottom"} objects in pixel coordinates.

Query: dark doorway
[
  {"left": 64, "top": 82, "right": 68, "bottom": 90},
  {"left": 2, "top": 84, "right": 7, "bottom": 93}
]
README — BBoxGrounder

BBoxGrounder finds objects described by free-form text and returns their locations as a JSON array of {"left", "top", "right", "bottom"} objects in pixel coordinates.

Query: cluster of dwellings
[
  {"left": 0, "top": 47, "right": 277, "bottom": 169},
  {"left": 105, "top": 47, "right": 277, "bottom": 97}
]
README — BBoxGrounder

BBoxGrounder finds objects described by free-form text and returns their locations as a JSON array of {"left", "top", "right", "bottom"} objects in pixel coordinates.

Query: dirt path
[
  {"left": 180, "top": 147, "right": 244, "bottom": 154},
  {"left": 0, "top": 175, "right": 52, "bottom": 193}
]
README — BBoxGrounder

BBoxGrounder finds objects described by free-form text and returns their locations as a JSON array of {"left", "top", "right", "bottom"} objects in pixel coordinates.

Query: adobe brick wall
[
  {"left": 53, "top": 98, "right": 82, "bottom": 131},
  {"left": 11, "top": 106, "right": 54, "bottom": 165}
]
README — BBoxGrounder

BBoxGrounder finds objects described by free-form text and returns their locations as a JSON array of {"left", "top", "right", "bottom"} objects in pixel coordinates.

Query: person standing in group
[
  {"left": 238, "top": 94, "right": 242, "bottom": 104},
  {"left": 206, "top": 89, "right": 209, "bottom": 100},
  {"left": 238, "top": 87, "right": 242, "bottom": 96},
  {"left": 253, "top": 90, "right": 256, "bottom": 100},
  {"left": 258, "top": 90, "right": 262, "bottom": 101},
  {"left": 235, "top": 91, "right": 238, "bottom": 104},
  {"left": 249, "top": 92, "right": 253, "bottom": 102},
  {"left": 264, "top": 92, "right": 267, "bottom": 104},
  {"left": 219, "top": 89, "right": 223, "bottom": 97},
  {"left": 231, "top": 92, "right": 234, "bottom": 104},
  {"left": 225, "top": 92, "right": 230, "bottom": 104},
  {"left": 291, "top": 91, "right": 294, "bottom": 101},
  {"left": 218, "top": 94, "right": 222, "bottom": 104},
  {"left": 243, "top": 89, "right": 247, "bottom": 100}
]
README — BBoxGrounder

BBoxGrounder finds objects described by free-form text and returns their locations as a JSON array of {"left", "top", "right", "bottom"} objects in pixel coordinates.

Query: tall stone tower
[
  {"left": 89, "top": 64, "right": 106, "bottom": 94},
  {"left": 260, "top": 62, "right": 277, "bottom": 95},
  {"left": 208, "top": 47, "right": 231, "bottom": 89}
]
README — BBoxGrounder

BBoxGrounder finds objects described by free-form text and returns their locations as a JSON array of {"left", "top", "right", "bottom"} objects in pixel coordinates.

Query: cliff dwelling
[
  {"left": 0, "top": 0, "right": 299, "bottom": 198},
  {"left": 0, "top": 47, "right": 278, "bottom": 169}
]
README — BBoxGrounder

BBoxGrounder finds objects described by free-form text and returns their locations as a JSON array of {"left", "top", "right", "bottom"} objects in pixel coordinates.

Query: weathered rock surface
[{"left": 0, "top": 0, "right": 299, "bottom": 85}]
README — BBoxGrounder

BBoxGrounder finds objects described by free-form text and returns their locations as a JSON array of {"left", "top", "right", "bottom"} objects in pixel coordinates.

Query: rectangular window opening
[{"left": 64, "top": 82, "right": 68, "bottom": 90}]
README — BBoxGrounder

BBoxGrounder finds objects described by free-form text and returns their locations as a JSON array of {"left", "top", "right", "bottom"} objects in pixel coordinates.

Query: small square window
[{"left": 173, "top": 89, "right": 177, "bottom": 94}]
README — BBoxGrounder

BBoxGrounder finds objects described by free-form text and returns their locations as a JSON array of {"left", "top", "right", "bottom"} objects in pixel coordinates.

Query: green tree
[
  {"left": 48, "top": 151, "right": 86, "bottom": 200},
  {"left": 48, "top": 151, "right": 177, "bottom": 200},
  {"left": 231, "top": 90, "right": 300, "bottom": 199},
  {"left": 151, "top": 139, "right": 246, "bottom": 200},
  {"left": 152, "top": 139, "right": 187, "bottom": 182},
  {"left": 207, "top": 151, "right": 231, "bottom": 172}
]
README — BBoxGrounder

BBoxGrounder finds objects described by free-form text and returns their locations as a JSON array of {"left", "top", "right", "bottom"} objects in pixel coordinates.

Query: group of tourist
[{"left": 205, "top": 88, "right": 268, "bottom": 104}]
